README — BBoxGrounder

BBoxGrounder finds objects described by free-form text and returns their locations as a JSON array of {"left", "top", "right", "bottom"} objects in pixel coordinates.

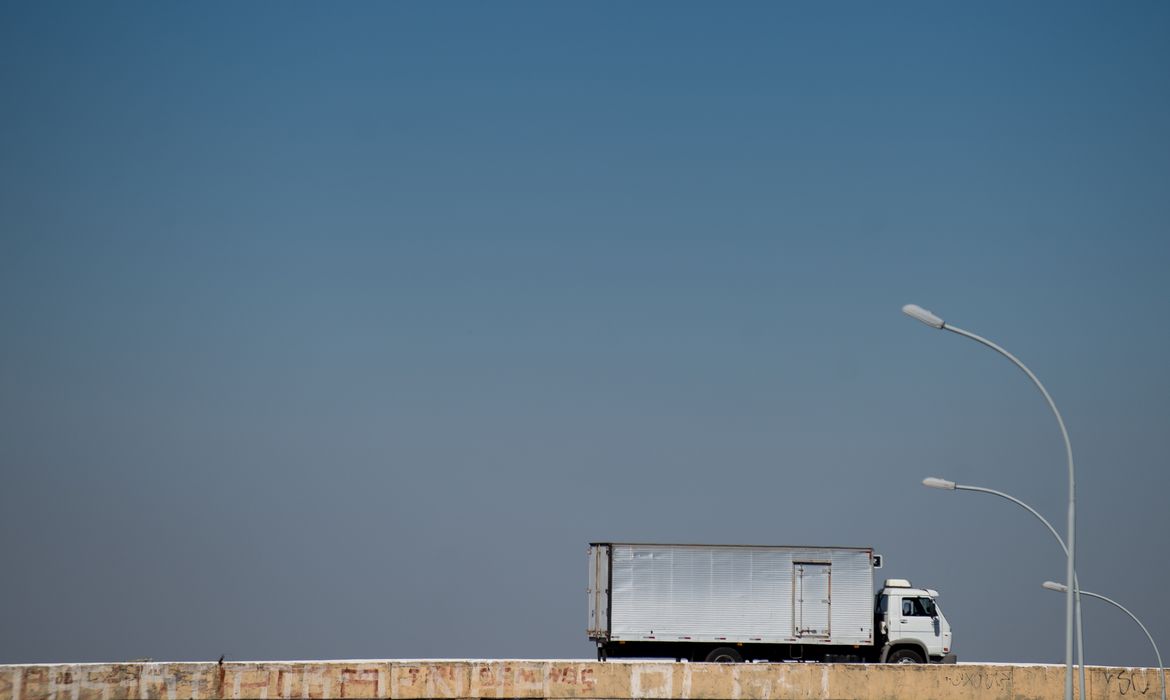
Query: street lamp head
[
  {"left": 1043, "top": 581, "right": 1069, "bottom": 593},
  {"left": 922, "top": 477, "right": 957, "bottom": 490},
  {"left": 902, "top": 304, "right": 945, "bottom": 329}
]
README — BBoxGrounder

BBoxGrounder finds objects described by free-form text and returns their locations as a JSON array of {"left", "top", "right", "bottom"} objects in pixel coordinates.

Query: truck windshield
[{"left": 876, "top": 594, "right": 888, "bottom": 615}]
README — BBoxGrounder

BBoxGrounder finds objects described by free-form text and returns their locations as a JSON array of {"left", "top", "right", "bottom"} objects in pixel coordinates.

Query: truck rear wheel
[
  {"left": 887, "top": 648, "right": 924, "bottom": 664},
  {"left": 704, "top": 647, "right": 743, "bottom": 663}
]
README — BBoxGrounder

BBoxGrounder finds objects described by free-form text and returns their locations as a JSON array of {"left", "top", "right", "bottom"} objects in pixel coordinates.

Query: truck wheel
[
  {"left": 887, "top": 649, "right": 924, "bottom": 664},
  {"left": 704, "top": 647, "right": 743, "bottom": 663}
]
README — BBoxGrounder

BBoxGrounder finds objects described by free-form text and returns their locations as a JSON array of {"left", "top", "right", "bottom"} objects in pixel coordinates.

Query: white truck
[{"left": 587, "top": 542, "right": 955, "bottom": 664}]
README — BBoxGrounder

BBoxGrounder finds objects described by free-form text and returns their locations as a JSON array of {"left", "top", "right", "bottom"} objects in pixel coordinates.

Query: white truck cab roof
[{"left": 881, "top": 579, "right": 939, "bottom": 598}]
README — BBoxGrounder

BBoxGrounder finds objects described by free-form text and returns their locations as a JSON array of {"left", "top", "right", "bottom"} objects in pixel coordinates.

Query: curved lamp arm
[
  {"left": 1044, "top": 582, "right": 1166, "bottom": 700},
  {"left": 923, "top": 476, "right": 1085, "bottom": 695}
]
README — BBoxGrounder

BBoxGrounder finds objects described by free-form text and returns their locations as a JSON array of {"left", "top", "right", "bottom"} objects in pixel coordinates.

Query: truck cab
[{"left": 876, "top": 578, "right": 956, "bottom": 664}]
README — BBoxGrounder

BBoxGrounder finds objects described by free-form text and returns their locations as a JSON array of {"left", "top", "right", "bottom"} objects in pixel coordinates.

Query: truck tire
[
  {"left": 887, "top": 648, "right": 924, "bottom": 664},
  {"left": 704, "top": 647, "right": 743, "bottom": 663}
]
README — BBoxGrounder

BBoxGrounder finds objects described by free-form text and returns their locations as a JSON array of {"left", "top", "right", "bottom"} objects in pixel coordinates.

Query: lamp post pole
[
  {"left": 922, "top": 477, "right": 1085, "bottom": 695},
  {"left": 903, "top": 304, "right": 1079, "bottom": 700},
  {"left": 1043, "top": 582, "right": 1166, "bottom": 700}
]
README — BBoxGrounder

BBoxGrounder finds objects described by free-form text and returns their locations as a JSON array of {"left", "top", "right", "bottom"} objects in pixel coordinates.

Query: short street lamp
[
  {"left": 903, "top": 303, "right": 1079, "bottom": 700},
  {"left": 922, "top": 477, "right": 1084, "bottom": 694},
  {"left": 1043, "top": 581, "right": 1166, "bottom": 700}
]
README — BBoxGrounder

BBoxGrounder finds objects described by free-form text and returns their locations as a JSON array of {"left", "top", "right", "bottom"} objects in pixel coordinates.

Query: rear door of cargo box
[{"left": 587, "top": 544, "right": 610, "bottom": 639}]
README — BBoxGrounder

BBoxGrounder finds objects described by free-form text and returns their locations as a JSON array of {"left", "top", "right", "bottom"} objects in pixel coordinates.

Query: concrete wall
[{"left": 0, "top": 660, "right": 1165, "bottom": 700}]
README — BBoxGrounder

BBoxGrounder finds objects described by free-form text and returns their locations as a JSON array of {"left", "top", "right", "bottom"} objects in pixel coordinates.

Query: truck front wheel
[
  {"left": 704, "top": 647, "right": 743, "bottom": 663},
  {"left": 887, "top": 649, "right": 924, "bottom": 664}
]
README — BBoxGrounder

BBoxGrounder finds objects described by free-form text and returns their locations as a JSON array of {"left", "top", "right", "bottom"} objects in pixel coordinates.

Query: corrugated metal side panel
[
  {"left": 609, "top": 544, "right": 872, "bottom": 645},
  {"left": 828, "top": 549, "right": 873, "bottom": 644},
  {"left": 587, "top": 544, "right": 610, "bottom": 639}
]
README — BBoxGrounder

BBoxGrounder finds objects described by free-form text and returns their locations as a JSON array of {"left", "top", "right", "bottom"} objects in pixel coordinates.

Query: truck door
[
  {"left": 793, "top": 562, "right": 831, "bottom": 638},
  {"left": 889, "top": 595, "right": 942, "bottom": 653}
]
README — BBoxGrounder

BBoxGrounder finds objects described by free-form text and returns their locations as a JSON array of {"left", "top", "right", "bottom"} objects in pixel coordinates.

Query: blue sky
[{"left": 1, "top": 2, "right": 1168, "bottom": 666}]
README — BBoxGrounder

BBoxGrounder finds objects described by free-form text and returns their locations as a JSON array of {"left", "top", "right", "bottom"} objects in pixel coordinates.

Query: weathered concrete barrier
[{"left": 0, "top": 660, "right": 1165, "bottom": 700}]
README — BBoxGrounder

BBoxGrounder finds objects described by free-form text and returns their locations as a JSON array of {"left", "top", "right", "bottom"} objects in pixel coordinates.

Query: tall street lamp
[
  {"left": 923, "top": 477, "right": 1084, "bottom": 695},
  {"left": 903, "top": 303, "right": 1079, "bottom": 700},
  {"left": 1043, "top": 581, "right": 1166, "bottom": 700}
]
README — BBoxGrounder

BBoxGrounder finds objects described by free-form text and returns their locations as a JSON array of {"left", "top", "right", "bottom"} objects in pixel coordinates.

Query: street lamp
[
  {"left": 903, "top": 303, "right": 1079, "bottom": 700},
  {"left": 1043, "top": 581, "right": 1166, "bottom": 700},
  {"left": 922, "top": 477, "right": 1085, "bottom": 695}
]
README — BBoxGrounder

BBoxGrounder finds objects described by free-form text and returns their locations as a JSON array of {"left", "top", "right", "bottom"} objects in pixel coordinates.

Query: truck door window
[{"left": 902, "top": 597, "right": 932, "bottom": 617}]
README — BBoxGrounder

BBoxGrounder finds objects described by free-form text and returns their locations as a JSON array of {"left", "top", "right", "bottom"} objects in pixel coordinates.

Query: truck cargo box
[{"left": 588, "top": 543, "right": 876, "bottom": 647}]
